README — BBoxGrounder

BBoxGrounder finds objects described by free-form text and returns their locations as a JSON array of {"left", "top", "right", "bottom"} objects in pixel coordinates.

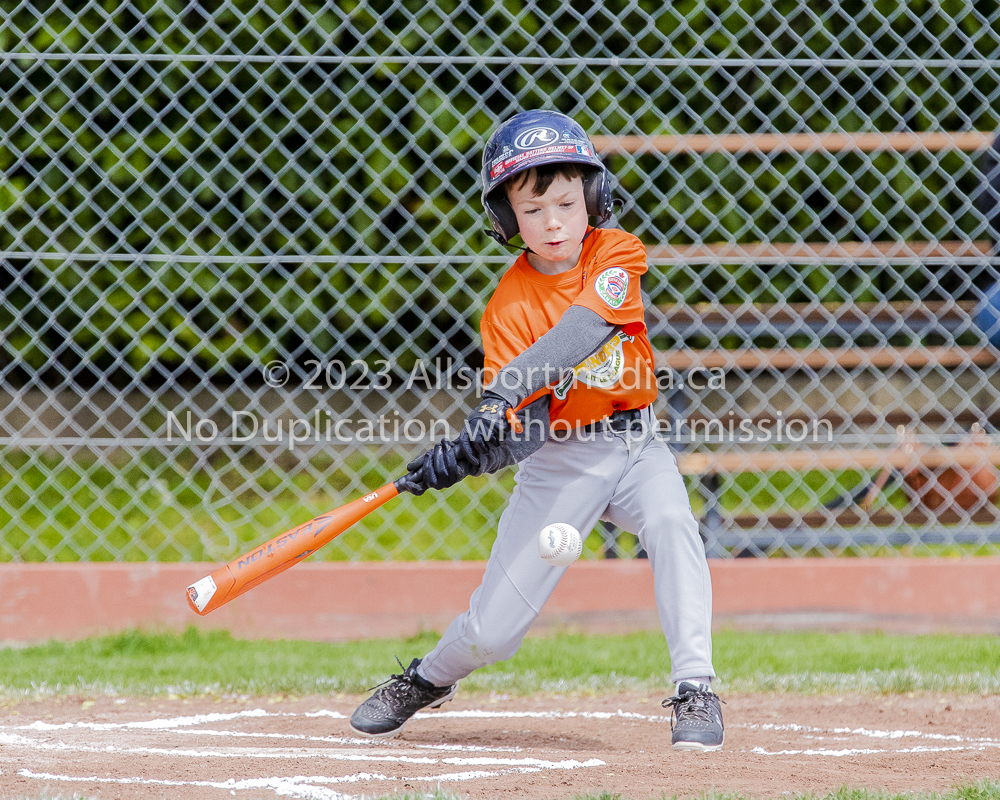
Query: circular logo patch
[{"left": 594, "top": 268, "right": 629, "bottom": 309}]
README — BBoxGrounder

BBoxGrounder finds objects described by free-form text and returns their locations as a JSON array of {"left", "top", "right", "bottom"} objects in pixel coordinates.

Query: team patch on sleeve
[{"left": 594, "top": 267, "right": 630, "bottom": 309}]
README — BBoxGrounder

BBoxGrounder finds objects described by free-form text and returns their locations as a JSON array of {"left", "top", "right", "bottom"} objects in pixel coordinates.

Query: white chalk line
[
  {"left": 15, "top": 705, "right": 994, "bottom": 790},
  {"left": 735, "top": 721, "right": 998, "bottom": 743},
  {"left": 175, "top": 730, "right": 522, "bottom": 753},
  {"left": 21, "top": 708, "right": 280, "bottom": 731},
  {"left": 734, "top": 722, "right": 1000, "bottom": 757},
  {"left": 17, "top": 769, "right": 383, "bottom": 800},
  {"left": 17, "top": 707, "right": 668, "bottom": 733},
  {"left": 1, "top": 731, "right": 598, "bottom": 770},
  {"left": 17, "top": 722, "right": 996, "bottom": 763},
  {"left": 13, "top": 707, "right": 989, "bottom": 751},
  {"left": 18, "top": 758, "right": 603, "bottom": 800},
  {"left": 752, "top": 744, "right": 1000, "bottom": 757},
  {"left": 18, "top": 721, "right": 521, "bottom": 753},
  {"left": 10, "top": 707, "right": 987, "bottom": 747},
  {"left": 7, "top": 706, "right": 611, "bottom": 798}
]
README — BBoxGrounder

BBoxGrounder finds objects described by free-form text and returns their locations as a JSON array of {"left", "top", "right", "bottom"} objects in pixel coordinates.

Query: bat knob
[{"left": 186, "top": 575, "right": 219, "bottom": 615}]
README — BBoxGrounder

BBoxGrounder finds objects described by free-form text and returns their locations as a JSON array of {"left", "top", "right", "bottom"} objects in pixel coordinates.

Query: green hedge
[{"left": 1, "top": 0, "right": 997, "bottom": 381}]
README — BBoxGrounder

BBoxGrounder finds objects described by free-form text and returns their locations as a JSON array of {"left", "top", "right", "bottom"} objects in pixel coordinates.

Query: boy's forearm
[{"left": 487, "top": 306, "right": 619, "bottom": 408}]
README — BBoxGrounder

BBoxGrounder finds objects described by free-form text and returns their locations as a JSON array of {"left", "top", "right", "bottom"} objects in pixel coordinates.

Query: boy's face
[{"left": 507, "top": 172, "right": 589, "bottom": 271}]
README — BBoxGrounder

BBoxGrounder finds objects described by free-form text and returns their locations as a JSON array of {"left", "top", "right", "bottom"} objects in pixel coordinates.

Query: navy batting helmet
[{"left": 480, "top": 110, "right": 613, "bottom": 245}]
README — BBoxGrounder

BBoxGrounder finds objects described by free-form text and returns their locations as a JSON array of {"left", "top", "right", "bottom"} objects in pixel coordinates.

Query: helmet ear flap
[
  {"left": 582, "top": 167, "right": 613, "bottom": 224},
  {"left": 485, "top": 165, "right": 615, "bottom": 246},
  {"left": 484, "top": 189, "right": 519, "bottom": 245}
]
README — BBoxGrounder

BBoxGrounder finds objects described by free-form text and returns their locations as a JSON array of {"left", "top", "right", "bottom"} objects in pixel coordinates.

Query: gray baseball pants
[{"left": 417, "top": 406, "right": 715, "bottom": 687}]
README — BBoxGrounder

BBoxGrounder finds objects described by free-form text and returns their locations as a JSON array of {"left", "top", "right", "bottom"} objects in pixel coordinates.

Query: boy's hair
[{"left": 506, "top": 162, "right": 587, "bottom": 199}]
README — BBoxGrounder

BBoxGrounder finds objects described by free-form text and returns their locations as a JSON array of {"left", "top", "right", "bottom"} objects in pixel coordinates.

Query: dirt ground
[{"left": 1, "top": 691, "right": 998, "bottom": 800}]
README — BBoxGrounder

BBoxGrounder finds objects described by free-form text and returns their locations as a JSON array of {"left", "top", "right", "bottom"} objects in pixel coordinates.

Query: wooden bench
[
  {"left": 668, "top": 444, "right": 1000, "bottom": 555},
  {"left": 650, "top": 298, "right": 982, "bottom": 334},
  {"left": 686, "top": 435, "right": 1000, "bottom": 531},
  {"left": 591, "top": 131, "right": 993, "bottom": 155},
  {"left": 634, "top": 301, "right": 1000, "bottom": 555},
  {"left": 657, "top": 345, "right": 996, "bottom": 371},
  {"left": 598, "top": 441, "right": 1000, "bottom": 557},
  {"left": 647, "top": 299, "right": 999, "bottom": 371},
  {"left": 644, "top": 240, "right": 992, "bottom": 264},
  {"left": 591, "top": 129, "right": 1000, "bottom": 553},
  {"left": 675, "top": 444, "right": 1000, "bottom": 476}
]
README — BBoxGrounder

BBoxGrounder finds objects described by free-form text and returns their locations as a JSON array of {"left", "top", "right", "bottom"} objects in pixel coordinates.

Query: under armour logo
[
  {"left": 514, "top": 127, "right": 559, "bottom": 149},
  {"left": 479, "top": 402, "right": 501, "bottom": 413}
]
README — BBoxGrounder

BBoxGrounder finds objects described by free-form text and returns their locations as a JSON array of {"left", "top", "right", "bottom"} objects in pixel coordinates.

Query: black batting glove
[
  {"left": 424, "top": 439, "right": 469, "bottom": 489},
  {"left": 458, "top": 436, "right": 510, "bottom": 475},
  {"left": 396, "top": 470, "right": 429, "bottom": 496},
  {"left": 461, "top": 391, "right": 513, "bottom": 447},
  {"left": 401, "top": 439, "right": 477, "bottom": 494}
]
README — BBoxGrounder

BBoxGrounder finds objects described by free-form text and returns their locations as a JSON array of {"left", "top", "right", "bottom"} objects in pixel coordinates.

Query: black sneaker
[
  {"left": 350, "top": 657, "right": 458, "bottom": 738},
  {"left": 662, "top": 680, "right": 725, "bottom": 752}
]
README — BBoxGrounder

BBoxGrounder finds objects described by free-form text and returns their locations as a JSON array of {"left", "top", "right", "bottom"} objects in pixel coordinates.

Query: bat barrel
[{"left": 185, "top": 481, "right": 400, "bottom": 615}]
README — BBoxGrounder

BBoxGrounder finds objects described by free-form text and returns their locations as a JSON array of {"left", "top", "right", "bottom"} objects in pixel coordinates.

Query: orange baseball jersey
[{"left": 480, "top": 227, "right": 658, "bottom": 430}]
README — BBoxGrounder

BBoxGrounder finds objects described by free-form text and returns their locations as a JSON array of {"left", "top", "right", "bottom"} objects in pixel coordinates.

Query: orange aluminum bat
[{"left": 186, "top": 480, "right": 402, "bottom": 615}]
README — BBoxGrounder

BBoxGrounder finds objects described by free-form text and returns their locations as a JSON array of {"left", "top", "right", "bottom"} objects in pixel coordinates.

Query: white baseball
[{"left": 537, "top": 523, "right": 582, "bottom": 567}]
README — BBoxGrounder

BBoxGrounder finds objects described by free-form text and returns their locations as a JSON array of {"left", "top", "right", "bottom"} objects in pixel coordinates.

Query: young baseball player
[{"left": 350, "top": 110, "right": 723, "bottom": 751}]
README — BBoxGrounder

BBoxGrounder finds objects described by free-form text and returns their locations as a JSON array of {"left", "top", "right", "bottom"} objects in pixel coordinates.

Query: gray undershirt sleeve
[{"left": 487, "top": 306, "right": 620, "bottom": 408}]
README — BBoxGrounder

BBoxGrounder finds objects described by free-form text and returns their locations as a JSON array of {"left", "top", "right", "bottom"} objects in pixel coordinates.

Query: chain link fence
[{"left": 2, "top": 0, "right": 1000, "bottom": 562}]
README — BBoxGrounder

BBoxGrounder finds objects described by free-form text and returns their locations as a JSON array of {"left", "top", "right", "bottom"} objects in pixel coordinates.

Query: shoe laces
[
  {"left": 368, "top": 657, "right": 422, "bottom": 701},
  {"left": 662, "top": 686, "right": 725, "bottom": 729}
]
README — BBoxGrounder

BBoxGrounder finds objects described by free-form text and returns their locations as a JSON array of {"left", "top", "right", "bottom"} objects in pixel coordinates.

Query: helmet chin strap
[
  {"left": 485, "top": 198, "right": 624, "bottom": 253},
  {"left": 577, "top": 197, "right": 625, "bottom": 248},
  {"left": 485, "top": 230, "right": 532, "bottom": 253}
]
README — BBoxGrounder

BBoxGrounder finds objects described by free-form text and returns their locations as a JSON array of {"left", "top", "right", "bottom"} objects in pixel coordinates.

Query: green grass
[
  {"left": 0, "top": 448, "right": 513, "bottom": 563},
  {"left": 5, "top": 448, "right": 997, "bottom": 563},
  {"left": 2, "top": 627, "right": 1000, "bottom": 699}
]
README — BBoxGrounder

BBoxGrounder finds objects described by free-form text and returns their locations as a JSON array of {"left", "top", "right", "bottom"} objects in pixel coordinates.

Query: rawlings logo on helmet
[{"left": 514, "top": 126, "right": 560, "bottom": 149}]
